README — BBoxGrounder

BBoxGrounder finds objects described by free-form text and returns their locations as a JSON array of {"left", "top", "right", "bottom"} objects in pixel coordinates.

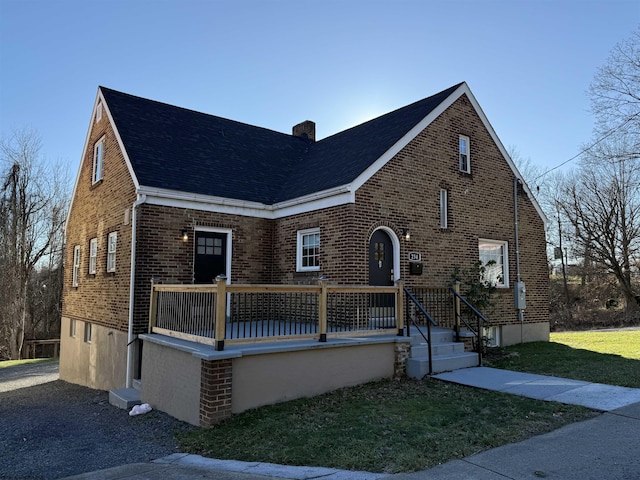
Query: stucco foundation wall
[
  {"left": 501, "top": 322, "right": 550, "bottom": 346},
  {"left": 59, "top": 317, "right": 128, "bottom": 391},
  {"left": 232, "top": 343, "right": 395, "bottom": 414},
  {"left": 141, "top": 341, "right": 201, "bottom": 426}
]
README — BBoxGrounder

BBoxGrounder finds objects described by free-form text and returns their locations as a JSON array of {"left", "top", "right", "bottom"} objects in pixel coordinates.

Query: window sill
[{"left": 90, "top": 179, "right": 104, "bottom": 190}]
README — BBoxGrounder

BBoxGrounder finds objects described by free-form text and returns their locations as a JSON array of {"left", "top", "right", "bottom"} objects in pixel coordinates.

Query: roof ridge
[{"left": 99, "top": 86, "right": 298, "bottom": 141}]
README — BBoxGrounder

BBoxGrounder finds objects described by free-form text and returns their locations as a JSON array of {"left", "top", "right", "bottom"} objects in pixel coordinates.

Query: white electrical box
[{"left": 514, "top": 281, "right": 526, "bottom": 310}]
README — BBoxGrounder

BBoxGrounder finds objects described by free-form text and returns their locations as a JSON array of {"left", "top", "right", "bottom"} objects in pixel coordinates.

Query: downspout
[
  {"left": 126, "top": 193, "right": 147, "bottom": 388},
  {"left": 513, "top": 178, "right": 524, "bottom": 337}
]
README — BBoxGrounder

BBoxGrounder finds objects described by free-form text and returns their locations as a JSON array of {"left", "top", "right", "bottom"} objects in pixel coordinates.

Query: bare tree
[
  {"left": 562, "top": 135, "right": 640, "bottom": 311},
  {"left": 588, "top": 28, "right": 640, "bottom": 162},
  {"left": 0, "top": 128, "right": 68, "bottom": 360}
]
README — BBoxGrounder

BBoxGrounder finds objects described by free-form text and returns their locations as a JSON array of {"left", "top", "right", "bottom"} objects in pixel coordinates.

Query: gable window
[
  {"left": 459, "top": 135, "right": 470, "bottom": 173},
  {"left": 89, "top": 238, "right": 98, "bottom": 274},
  {"left": 72, "top": 245, "right": 81, "bottom": 287},
  {"left": 107, "top": 232, "right": 117, "bottom": 272},
  {"left": 297, "top": 228, "right": 320, "bottom": 272},
  {"left": 478, "top": 239, "right": 509, "bottom": 287},
  {"left": 439, "top": 189, "right": 448, "bottom": 229},
  {"left": 95, "top": 102, "right": 103, "bottom": 123},
  {"left": 92, "top": 138, "right": 104, "bottom": 184}
]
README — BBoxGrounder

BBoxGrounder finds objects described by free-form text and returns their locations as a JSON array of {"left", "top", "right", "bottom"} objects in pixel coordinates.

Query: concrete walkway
[
  {"left": 63, "top": 367, "right": 640, "bottom": 480},
  {"left": 433, "top": 366, "right": 640, "bottom": 411}
]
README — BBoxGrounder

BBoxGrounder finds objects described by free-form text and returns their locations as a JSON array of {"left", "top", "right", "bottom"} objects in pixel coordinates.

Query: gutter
[{"left": 126, "top": 193, "right": 147, "bottom": 388}]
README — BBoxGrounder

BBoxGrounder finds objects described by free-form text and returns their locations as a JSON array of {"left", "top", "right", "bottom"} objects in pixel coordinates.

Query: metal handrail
[
  {"left": 404, "top": 286, "right": 437, "bottom": 375},
  {"left": 449, "top": 287, "right": 487, "bottom": 365}
]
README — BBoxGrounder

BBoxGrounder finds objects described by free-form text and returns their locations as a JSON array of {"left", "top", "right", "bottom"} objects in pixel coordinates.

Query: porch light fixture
[
  {"left": 401, "top": 228, "right": 410, "bottom": 241},
  {"left": 181, "top": 229, "right": 189, "bottom": 242}
]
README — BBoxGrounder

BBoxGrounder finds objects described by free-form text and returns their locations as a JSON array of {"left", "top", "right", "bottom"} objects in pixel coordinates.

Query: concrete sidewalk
[{"left": 63, "top": 367, "right": 640, "bottom": 480}]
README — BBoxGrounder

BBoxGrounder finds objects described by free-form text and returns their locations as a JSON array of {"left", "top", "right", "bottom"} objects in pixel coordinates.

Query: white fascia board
[
  {"left": 64, "top": 88, "right": 141, "bottom": 237},
  {"left": 100, "top": 89, "right": 141, "bottom": 192},
  {"left": 350, "top": 84, "right": 465, "bottom": 192},
  {"left": 138, "top": 184, "right": 355, "bottom": 219},
  {"left": 350, "top": 82, "right": 548, "bottom": 226},
  {"left": 272, "top": 187, "right": 354, "bottom": 218}
]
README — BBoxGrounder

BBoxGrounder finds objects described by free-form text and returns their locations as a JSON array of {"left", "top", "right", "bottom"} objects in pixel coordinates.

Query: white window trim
[
  {"left": 296, "top": 227, "right": 320, "bottom": 272},
  {"left": 107, "top": 232, "right": 117, "bottom": 272},
  {"left": 459, "top": 135, "right": 470, "bottom": 173},
  {"left": 478, "top": 238, "right": 509, "bottom": 288},
  {"left": 440, "top": 189, "right": 448, "bottom": 229},
  {"left": 72, "top": 245, "right": 81, "bottom": 287},
  {"left": 92, "top": 137, "right": 105, "bottom": 184},
  {"left": 70, "top": 319, "right": 77, "bottom": 337},
  {"left": 89, "top": 238, "right": 98, "bottom": 274}
]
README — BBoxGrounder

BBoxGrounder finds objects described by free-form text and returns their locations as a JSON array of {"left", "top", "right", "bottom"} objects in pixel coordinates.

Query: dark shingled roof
[{"left": 100, "top": 83, "right": 462, "bottom": 204}]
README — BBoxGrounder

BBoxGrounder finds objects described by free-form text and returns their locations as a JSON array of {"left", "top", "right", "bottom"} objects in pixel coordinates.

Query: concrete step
[
  {"left": 409, "top": 327, "right": 454, "bottom": 345},
  {"left": 406, "top": 352, "right": 480, "bottom": 379},
  {"left": 410, "top": 341, "right": 465, "bottom": 357},
  {"left": 109, "top": 387, "right": 141, "bottom": 410}
]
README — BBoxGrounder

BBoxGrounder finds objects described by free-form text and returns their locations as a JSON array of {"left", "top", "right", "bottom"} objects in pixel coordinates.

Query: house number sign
[{"left": 408, "top": 252, "right": 421, "bottom": 262}]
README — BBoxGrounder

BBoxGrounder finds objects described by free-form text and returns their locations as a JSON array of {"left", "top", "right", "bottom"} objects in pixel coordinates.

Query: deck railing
[{"left": 149, "top": 277, "right": 405, "bottom": 350}]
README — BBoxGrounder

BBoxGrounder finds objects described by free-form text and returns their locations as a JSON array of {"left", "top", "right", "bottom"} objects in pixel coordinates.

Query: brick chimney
[{"left": 292, "top": 120, "right": 315, "bottom": 142}]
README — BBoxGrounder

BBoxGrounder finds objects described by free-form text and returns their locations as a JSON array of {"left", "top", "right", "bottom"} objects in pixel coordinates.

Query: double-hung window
[
  {"left": 297, "top": 228, "right": 320, "bottom": 272},
  {"left": 89, "top": 238, "right": 98, "bottom": 274},
  {"left": 92, "top": 138, "right": 104, "bottom": 184},
  {"left": 72, "top": 245, "right": 81, "bottom": 287},
  {"left": 478, "top": 239, "right": 509, "bottom": 287},
  {"left": 107, "top": 232, "right": 117, "bottom": 272},
  {"left": 459, "top": 135, "right": 470, "bottom": 173}
]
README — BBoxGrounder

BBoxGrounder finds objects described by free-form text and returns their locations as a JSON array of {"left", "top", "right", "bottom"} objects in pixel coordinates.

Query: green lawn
[
  {"left": 178, "top": 378, "right": 594, "bottom": 473},
  {"left": 0, "top": 357, "right": 57, "bottom": 369},
  {"left": 485, "top": 330, "right": 640, "bottom": 388}
]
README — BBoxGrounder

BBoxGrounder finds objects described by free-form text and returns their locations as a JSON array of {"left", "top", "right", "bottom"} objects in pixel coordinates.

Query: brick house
[{"left": 61, "top": 82, "right": 548, "bottom": 398}]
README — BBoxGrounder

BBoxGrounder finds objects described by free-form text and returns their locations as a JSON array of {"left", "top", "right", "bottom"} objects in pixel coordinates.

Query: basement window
[{"left": 84, "top": 322, "right": 92, "bottom": 343}]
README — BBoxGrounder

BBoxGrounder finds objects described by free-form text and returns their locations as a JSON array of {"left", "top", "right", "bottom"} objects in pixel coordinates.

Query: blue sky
[{"left": 1, "top": 0, "right": 638, "bottom": 187}]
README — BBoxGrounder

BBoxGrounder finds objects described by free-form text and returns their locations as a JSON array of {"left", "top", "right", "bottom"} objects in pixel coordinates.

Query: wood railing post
[
  {"left": 453, "top": 281, "right": 461, "bottom": 340},
  {"left": 395, "top": 280, "right": 404, "bottom": 336},
  {"left": 318, "top": 278, "right": 327, "bottom": 342},
  {"left": 148, "top": 278, "right": 158, "bottom": 333},
  {"left": 215, "top": 275, "right": 227, "bottom": 351}
]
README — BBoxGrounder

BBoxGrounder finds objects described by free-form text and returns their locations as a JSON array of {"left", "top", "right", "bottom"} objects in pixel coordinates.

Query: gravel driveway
[{"left": 0, "top": 361, "right": 194, "bottom": 479}]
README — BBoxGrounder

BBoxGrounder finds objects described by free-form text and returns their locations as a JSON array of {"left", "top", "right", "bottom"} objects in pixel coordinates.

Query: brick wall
[
  {"left": 200, "top": 359, "right": 233, "bottom": 426},
  {"left": 65, "top": 92, "right": 548, "bottom": 337},
  {"left": 270, "top": 94, "right": 548, "bottom": 329},
  {"left": 62, "top": 104, "right": 137, "bottom": 332}
]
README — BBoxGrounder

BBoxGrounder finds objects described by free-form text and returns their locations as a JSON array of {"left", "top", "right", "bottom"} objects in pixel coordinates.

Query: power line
[{"left": 533, "top": 114, "right": 639, "bottom": 181}]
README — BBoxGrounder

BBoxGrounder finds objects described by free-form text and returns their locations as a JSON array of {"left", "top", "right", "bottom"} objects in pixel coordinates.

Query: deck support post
[
  {"left": 215, "top": 275, "right": 227, "bottom": 351},
  {"left": 318, "top": 278, "right": 327, "bottom": 342},
  {"left": 453, "top": 281, "right": 461, "bottom": 341},
  {"left": 148, "top": 279, "right": 158, "bottom": 333},
  {"left": 395, "top": 280, "right": 404, "bottom": 336}
]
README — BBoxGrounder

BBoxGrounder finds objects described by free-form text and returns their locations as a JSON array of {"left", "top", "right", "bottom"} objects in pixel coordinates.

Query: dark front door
[
  {"left": 369, "top": 229, "right": 394, "bottom": 286},
  {"left": 194, "top": 231, "right": 227, "bottom": 284},
  {"left": 369, "top": 230, "right": 395, "bottom": 315}
]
